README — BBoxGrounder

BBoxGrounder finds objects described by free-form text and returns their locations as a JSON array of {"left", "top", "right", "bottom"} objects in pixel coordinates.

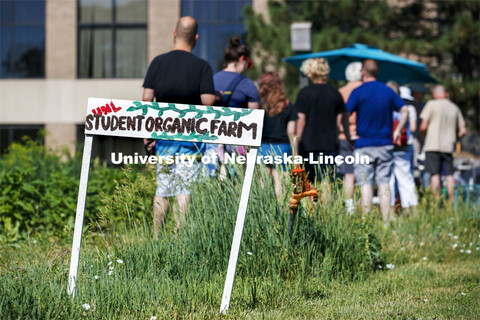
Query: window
[
  {"left": 78, "top": 0, "right": 147, "bottom": 78},
  {"left": 0, "top": 125, "right": 44, "bottom": 154},
  {"left": 0, "top": 0, "right": 45, "bottom": 78},
  {"left": 182, "top": 0, "right": 251, "bottom": 72}
]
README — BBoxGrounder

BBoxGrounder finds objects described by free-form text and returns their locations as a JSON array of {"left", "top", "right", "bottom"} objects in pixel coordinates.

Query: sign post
[
  {"left": 68, "top": 98, "right": 264, "bottom": 312},
  {"left": 220, "top": 146, "right": 258, "bottom": 313},
  {"left": 67, "top": 134, "right": 93, "bottom": 297}
]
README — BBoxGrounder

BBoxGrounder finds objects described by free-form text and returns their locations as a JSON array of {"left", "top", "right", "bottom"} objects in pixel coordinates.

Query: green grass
[{"left": 1, "top": 164, "right": 479, "bottom": 319}]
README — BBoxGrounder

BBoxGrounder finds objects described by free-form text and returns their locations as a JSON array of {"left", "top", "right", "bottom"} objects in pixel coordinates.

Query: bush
[{"left": 0, "top": 138, "right": 125, "bottom": 242}]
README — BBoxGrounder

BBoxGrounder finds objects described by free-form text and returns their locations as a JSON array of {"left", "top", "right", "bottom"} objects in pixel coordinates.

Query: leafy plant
[{"left": 0, "top": 138, "right": 125, "bottom": 242}]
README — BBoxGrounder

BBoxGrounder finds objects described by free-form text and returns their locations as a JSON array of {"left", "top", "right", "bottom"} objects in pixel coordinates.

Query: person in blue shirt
[
  {"left": 212, "top": 36, "right": 259, "bottom": 166},
  {"left": 346, "top": 59, "right": 408, "bottom": 225},
  {"left": 213, "top": 36, "right": 259, "bottom": 110}
]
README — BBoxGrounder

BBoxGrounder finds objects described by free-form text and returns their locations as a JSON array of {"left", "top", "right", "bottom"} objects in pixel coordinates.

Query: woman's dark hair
[{"left": 224, "top": 36, "right": 251, "bottom": 64}]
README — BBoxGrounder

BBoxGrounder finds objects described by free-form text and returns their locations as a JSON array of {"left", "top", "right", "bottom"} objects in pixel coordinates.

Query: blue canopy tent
[{"left": 283, "top": 43, "right": 437, "bottom": 85}]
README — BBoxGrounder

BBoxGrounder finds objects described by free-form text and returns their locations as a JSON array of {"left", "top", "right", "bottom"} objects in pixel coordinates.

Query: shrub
[{"left": 0, "top": 138, "right": 124, "bottom": 242}]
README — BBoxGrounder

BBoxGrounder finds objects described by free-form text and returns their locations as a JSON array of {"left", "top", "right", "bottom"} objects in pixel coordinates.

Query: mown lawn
[
  {"left": 1, "top": 238, "right": 478, "bottom": 319},
  {"left": 257, "top": 259, "right": 480, "bottom": 319}
]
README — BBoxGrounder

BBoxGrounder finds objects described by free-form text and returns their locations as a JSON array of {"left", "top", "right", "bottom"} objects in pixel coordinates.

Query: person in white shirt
[{"left": 389, "top": 86, "right": 418, "bottom": 214}]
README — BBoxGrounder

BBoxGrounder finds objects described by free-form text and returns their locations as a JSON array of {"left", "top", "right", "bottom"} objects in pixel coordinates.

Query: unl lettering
[{"left": 91, "top": 102, "right": 122, "bottom": 116}]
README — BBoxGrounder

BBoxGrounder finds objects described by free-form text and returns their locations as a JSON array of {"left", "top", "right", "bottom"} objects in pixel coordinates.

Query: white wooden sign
[
  {"left": 85, "top": 97, "right": 263, "bottom": 146},
  {"left": 68, "top": 98, "right": 264, "bottom": 314}
]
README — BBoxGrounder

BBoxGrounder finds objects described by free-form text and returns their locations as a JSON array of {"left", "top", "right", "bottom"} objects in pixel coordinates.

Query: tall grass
[{"left": 1, "top": 163, "right": 479, "bottom": 319}]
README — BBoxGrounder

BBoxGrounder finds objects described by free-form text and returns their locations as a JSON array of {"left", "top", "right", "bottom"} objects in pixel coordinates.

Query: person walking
[
  {"left": 295, "top": 58, "right": 346, "bottom": 184},
  {"left": 338, "top": 61, "right": 363, "bottom": 214},
  {"left": 212, "top": 36, "right": 259, "bottom": 166},
  {"left": 400, "top": 86, "right": 418, "bottom": 169},
  {"left": 142, "top": 16, "right": 216, "bottom": 239},
  {"left": 419, "top": 85, "right": 467, "bottom": 202},
  {"left": 214, "top": 36, "right": 258, "bottom": 110},
  {"left": 389, "top": 85, "right": 418, "bottom": 214},
  {"left": 346, "top": 59, "right": 408, "bottom": 224},
  {"left": 410, "top": 82, "right": 429, "bottom": 189},
  {"left": 258, "top": 71, "right": 297, "bottom": 196}
]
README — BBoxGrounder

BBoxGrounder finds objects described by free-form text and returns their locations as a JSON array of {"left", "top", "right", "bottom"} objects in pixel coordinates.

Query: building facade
[{"left": 0, "top": 0, "right": 268, "bottom": 159}]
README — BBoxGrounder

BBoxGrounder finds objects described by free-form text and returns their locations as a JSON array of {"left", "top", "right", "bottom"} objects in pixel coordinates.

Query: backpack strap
[{"left": 223, "top": 74, "right": 245, "bottom": 107}]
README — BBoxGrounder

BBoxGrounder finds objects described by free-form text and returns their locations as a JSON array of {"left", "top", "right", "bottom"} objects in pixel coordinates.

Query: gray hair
[{"left": 345, "top": 62, "right": 362, "bottom": 82}]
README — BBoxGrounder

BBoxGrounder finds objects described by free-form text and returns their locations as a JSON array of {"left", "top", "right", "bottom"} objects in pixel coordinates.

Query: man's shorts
[
  {"left": 156, "top": 161, "right": 203, "bottom": 197},
  {"left": 354, "top": 145, "right": 393, "bottom": 186},
  {"left": 425, "top": 151, "right": 454, "bottom": 175},
  {"left": 338, "top": 139, "right": 354, "bottom": 175}
]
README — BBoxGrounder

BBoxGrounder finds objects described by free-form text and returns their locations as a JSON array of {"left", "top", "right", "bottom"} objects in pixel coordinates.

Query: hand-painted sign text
[{"left": 84, "top": 98, "right": 264, "bottom": 147}]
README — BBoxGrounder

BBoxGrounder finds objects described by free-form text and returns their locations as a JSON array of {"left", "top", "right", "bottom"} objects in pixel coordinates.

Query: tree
[{"left": 244, "top": 0, "right": 479, "bottom": 133}]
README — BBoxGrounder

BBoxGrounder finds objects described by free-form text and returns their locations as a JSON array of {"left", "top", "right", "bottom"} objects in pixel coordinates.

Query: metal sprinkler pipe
[{"left": 287, "top": 165, "right": 318, "bottom": 236}]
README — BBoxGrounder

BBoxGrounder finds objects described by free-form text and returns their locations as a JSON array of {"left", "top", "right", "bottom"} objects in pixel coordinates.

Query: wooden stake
[
  {"left": 68, "top": 135, "right": 93, "bottom": 297},
  {"left": 220, "top": 147, "right": 258, "bottom": 313}
]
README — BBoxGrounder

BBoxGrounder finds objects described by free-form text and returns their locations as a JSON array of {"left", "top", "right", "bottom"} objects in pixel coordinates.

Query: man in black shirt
[
  {"left": 295, "top": 58, "right": 346, "bottom": 184},
  {"left": 142, "top": 16, "right": 215, "bottom": 239}
]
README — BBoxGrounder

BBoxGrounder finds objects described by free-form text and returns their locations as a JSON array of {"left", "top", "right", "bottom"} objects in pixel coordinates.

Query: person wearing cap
[
  {"left": 346, "top": 59, "right": 408, "bottom": 225},
  {"left": 410, "top": 82, "right": 428, "bottom": 124},
  {"left": 338, "top": 61, "right": 363, "bottom": 214},
  {"left": 401, "top": 86, "right": 418, "bottom": 168},
  {"left": 419, "top": 85, "right": 467, "bottom": 202},
  {"left": 389, "top": 85, "right": 418, "bottom": 214},
  {"left": 410, "top": 82, "right": 429, "bottom": 188}
]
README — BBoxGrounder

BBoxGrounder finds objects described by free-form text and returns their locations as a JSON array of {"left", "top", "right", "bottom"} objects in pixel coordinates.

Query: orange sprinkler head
[
  {"left": 291, "top": 164, "right": 304, "bottom": 174},
  {"left": 287, "top": 165, "right": 319, "bottom": 236}
]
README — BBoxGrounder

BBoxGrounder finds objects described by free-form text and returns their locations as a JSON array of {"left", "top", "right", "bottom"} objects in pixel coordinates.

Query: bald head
[
  {"left": 175, "top": 16, "right": 198, "bottom": 47},
  {"left": 432, "top": 85, "right": 449, "bottom": 99},
  {"left": 362, "top": 59, "right": 378, "bottom": 79}
]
